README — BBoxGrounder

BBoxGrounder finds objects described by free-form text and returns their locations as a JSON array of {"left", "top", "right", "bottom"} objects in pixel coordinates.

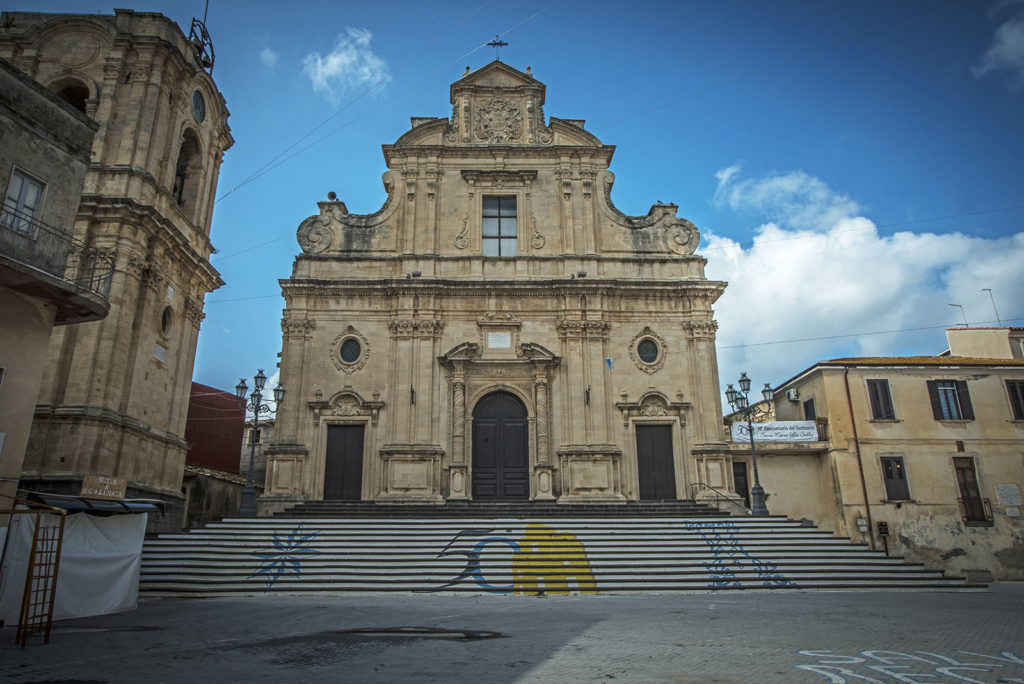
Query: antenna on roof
[
  {"left": 981, "top": 288, "right": 1002, "bottom": 326},
  {"left": 948, "top": 303, "right": 968, "bottom": 328},
  {"left": 487, "top": 35, "right": 508, "bottom": 62}
]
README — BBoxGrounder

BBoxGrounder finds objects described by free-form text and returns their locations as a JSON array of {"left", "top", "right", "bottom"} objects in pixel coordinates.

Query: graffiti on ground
[
  {"left": 795, "top": 649, "right": 1024, "bottom": 683},
  {"left": 250, "top": 525, "right": 322, "bottom": 590},
  {"left": 685, "top": 519, "right": 795, "bottom": 589},
  {"left": 434, "top": 523, "right": 597, "bottom": 594}
]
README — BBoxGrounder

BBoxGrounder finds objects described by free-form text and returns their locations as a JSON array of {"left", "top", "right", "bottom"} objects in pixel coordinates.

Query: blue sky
[{"left": 14, "top": 1, "right": 1024, "bottom": 401}]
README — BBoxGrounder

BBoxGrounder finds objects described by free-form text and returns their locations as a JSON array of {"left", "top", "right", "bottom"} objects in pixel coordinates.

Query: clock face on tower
[{"left": 192, "top": 90, "right": 206, "bottom": 123}]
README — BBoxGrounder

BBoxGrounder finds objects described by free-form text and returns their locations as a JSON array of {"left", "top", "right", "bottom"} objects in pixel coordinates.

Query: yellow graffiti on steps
[{"left": 513, "top": 523, "right": 597, "bottom": 594}]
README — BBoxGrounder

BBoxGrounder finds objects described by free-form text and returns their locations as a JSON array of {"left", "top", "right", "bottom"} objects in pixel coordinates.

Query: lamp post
[
  {"left": 235, "top": 369, "right": 284, "bottom": 517},
  {"left": 725, "top": 372, "right": 774, "bottom": 516}
]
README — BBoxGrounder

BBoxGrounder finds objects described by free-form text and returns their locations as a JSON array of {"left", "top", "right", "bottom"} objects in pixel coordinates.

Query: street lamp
[
  {"left": 235, "top": 369, "right": 285, "bottom": 517},
  {"left": 725, "top": 372, "right": 774, "bottom": 516}
]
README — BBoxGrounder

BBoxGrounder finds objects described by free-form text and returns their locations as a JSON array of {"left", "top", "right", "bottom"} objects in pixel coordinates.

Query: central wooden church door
[
  {"left": 472, "top": 391, "right": 529, "bottom": 500},
  {"left": 324, "top": 424, "right": 364, "bottom": 500},
  {"left": 636, "top": 424, "right": 676, "bottom": 500}
]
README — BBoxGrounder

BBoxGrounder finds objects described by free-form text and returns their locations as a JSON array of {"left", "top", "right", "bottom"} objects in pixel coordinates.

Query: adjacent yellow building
[{"left": 751, "top": 327, "right": 1024, "bottom": 580}]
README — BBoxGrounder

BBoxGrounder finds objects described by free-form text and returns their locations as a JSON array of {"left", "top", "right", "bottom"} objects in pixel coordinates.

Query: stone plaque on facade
[
  {"left": 996, "top": 483, "right": 1022, "bottom": 506},
  {"left": 488, "top": 331, "right": 511, "bottom": 348}
]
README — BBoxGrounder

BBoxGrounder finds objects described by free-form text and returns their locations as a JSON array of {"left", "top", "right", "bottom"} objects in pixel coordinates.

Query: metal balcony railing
[
  {"left": 958, "top": 497, "right": 993, "bottom": 525},
  {"left": 1, "top": 206, "right": 113, "bottom": 301}
]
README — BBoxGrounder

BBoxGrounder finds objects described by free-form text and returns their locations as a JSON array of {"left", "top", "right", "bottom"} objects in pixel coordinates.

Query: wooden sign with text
[{"left": 80, "top": 475, "right": 127, "bottom": 500}]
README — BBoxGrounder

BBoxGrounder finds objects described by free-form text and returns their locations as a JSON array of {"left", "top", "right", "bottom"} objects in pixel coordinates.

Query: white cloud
[
  {"left": 302, "top": 27, "right": 390, "bottom": 104},
  {"left": 706, "top": 167, "right": 1024, "bottom": 396},
  {"left": 973, "top": 9, "right": 1024, "bottom": 85},
  {"left": 713, "top": 164, "right": 861, "bottom": 231},
  {"left": 259, "top": 47, "right": 279, "bottom": 68}
]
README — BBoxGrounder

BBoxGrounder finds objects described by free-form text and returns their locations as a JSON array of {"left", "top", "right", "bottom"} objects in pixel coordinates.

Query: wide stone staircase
[{"left": 139, "top": 502, "right": 983, "bottom": 595}]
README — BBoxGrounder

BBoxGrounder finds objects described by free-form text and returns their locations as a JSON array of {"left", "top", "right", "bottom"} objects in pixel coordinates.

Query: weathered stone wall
[{"left": 0, "top": 10, "right": 233, "bottom": 505}]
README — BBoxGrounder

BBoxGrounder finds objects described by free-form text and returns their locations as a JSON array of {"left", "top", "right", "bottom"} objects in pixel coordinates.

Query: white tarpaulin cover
[{"left": 0, "top": 510, "right": 147, "bottom": 624}]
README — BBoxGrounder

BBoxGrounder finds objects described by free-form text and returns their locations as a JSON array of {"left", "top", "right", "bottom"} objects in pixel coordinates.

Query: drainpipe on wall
[{"left": 843, "top": 367, "right": 875, "bottom": 550}]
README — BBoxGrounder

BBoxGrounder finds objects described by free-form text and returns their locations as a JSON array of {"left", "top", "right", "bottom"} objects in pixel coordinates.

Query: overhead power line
[
  {"left": 215, "top": 0, "right": 562, "bottom": 204},
  {"left": 717, "top": 315, "right": 1024, "bottom": 350}
]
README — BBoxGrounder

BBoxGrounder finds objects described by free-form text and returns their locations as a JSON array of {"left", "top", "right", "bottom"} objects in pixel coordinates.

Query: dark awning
[{"left": 21, "top": 491, "right": 166, "bottom": 516}]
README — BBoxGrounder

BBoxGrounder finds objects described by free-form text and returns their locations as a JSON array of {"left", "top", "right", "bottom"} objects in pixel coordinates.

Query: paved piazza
[{"left": 2, "top": 585, "right": 1022, "bottom": 683}]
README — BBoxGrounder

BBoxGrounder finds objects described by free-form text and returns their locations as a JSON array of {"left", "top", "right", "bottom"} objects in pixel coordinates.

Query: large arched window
[{"left": 172, "top": 129, "right": 202, "bottom": 219}]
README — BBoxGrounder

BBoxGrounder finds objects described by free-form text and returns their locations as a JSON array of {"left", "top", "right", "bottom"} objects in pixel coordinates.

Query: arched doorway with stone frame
[
  {"left": 471, "top": 390, "right": 530, "bottom": 500},
  {"left": 438, "top": 339, "right": 560, "bottom": 502}
]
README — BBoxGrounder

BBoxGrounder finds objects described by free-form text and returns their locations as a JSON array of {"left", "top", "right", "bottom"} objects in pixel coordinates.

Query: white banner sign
[{"left": 731, "top": 420, "right": 819, "bottom": 443}]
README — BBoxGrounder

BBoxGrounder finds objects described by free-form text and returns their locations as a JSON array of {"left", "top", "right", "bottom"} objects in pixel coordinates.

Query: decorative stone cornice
[
  {"left": 282, "top": 316, "right": 316, "bottom": 336},
  {"left": 556, "top": 319, "right": 610, "bottom": 338},
  {"left": 682, "top": 320, "right": 719, "bottom": 338},
  {"left": 461, "top": 170, "right": 537, "bottom": 187},
  {"left": 388, "top": 318, "right": 445, "bottom": 337},
  {"left": 184, "top": 295, "right": 205, "bottom": 327}
]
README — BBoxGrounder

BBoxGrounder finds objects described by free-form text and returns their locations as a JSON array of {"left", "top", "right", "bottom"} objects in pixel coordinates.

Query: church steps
[{"left": 140, "top": 514, "right": 979, "bottom": 594}]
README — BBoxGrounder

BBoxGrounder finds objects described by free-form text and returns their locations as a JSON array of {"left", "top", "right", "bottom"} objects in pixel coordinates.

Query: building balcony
[
  {"left": 0, "top": 207, "right": 112, "bottom": 323},
  {"left": 958, "top": 497, "right": 994, "bottom": 527}
]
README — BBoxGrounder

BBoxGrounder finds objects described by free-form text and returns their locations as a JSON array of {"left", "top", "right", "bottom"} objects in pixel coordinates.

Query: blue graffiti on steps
[
  {"left": 250, "top": 524, "right": 322, "bottom": 590},
  {"left": 684, "top": 520, "right": 795, "bottom": 589}
]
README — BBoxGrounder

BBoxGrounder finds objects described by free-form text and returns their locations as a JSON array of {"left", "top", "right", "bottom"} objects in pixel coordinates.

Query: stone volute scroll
[
  {"left": 296, "top": 174, "right": 398, "bottom": 254},
  {"left": 599, "top": 170, "right": 702, "bottom": 256}
]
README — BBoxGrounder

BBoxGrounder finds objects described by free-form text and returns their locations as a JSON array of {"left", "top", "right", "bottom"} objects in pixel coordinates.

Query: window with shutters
[
  {"left": 926, "top": 380, "right": 973, "bottom": 421},
  {"left": 880, "top": 456, "right": 911, "bottom": 501},
  {"left": 1006, "top": 380, "right": 1024, "bottom": 421},
  {"left": 802, "top": 397, "right": 816, "bottom": 420},
  {"left": 867, "top": 379, "right": 895, "bottom": 420}
]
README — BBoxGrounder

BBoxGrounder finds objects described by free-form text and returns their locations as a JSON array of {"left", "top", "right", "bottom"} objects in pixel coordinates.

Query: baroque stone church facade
[{"left": 263, "top": 62, "right": 730, "bottom": 512}]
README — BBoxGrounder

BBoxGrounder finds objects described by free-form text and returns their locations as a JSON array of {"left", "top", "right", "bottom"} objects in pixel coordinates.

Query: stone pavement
[{"left": 1, "top": 585, "right": 1022, "bottom": 683}]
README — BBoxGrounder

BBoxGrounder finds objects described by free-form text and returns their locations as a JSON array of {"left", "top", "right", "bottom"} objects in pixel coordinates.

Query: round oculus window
[
  {"left": 160, "top": 306, "right": 173, "bottom": 337},
  {"left": 637, "top": 339, "right": 659, "bottom": 364},
  {"left": 192, "top": 90, "right": 206, "bottom": 123},
  {"left": 340, "top": 338, "right": 361, "bottom": 363}
]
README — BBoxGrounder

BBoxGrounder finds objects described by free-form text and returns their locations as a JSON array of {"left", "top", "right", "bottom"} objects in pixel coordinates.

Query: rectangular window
[
  {"left": 1007, "top": 380, "right": 1024, "bottom": 420},
  {"left": 250, "top": 428, "right": 261, "bottom": 445},
  {"left": 802, "top": 397, "right": 816, "bottom": 420},
  {"left": 867, "top": 379, "right": 895, "bottom": 420},
  {"left": 926, "top": 380, "right": 974, "bottom": 421},
  {"left": 880, "top": 456, "right": 910, "bottom": 501},
  {"left": 482, "top": 196, "right": 517, "bottom": 257},
  {"left": 2, "top": 168, "right": 46, "bottom": 236}
]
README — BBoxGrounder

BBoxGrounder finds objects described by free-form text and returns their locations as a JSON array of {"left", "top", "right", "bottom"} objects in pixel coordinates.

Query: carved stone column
[
  {"left": 534, "top": 373, "right": 555, "bottom": 500},
  {"left": 449, "top": 371, "right": 469, "bottom": 500}
]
